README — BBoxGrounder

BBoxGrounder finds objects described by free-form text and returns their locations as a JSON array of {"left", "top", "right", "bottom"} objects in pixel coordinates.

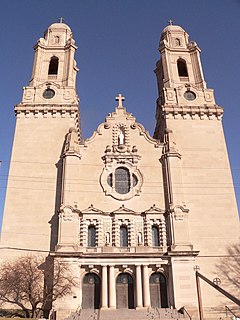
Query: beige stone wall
[
  {"left": 0, "top": 113, "right": 77, "bottom": 258},
  {"left": 62, "top": 109, "right": 164, "bottom": 213},
  {"left": 165, "top": 115, "right": 239, "bottom": 311}
]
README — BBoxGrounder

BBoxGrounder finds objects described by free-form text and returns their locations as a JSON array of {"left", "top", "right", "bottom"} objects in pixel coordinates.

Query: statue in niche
[
  {"left": 165, "top": 128, "right": 178, "bottom": 152},
  {"left": 65, "top": 127, "right": 80, "bottom": 154},
  {"left": 138, "top": 232, "right": 143, "bottom": 245},
  {"left": 105, "top": 232, "right": 110, "bottom": 245},
  {"left": 118, "top": 128, "right": 125, "bottom": 145}
]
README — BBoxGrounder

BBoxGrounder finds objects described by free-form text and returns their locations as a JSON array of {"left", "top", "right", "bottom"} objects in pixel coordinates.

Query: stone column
[
  {"left": 143, "top": 265, "right": 151, "bottom": 307},
  {"left": 101, "top": 265, "right": 108, "bottom": 308},
  {"left": 136, "top": 265, "right": 143, "bottom": 308},
  {"left": 109, "top": 265, "right": 116, "bottom": 308}
]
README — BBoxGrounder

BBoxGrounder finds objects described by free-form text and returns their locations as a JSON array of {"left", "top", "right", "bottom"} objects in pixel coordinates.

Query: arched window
[
  {"left": 48, "top": 56, "right": 59, "bottom": 75},
  {"left": 175, "top": 38, "right": 181, "bottom": 46},
  {"left": 88, "top": 226, "right": 96, "bottom": 247},
  {"left": 152, "top": 225, "right": 160, "bottom": 246},
  {"left": 115, "top": 167, "right": 130, "bottom": 194},
  {"left": 120, "top": 226, "right": 128, "bottom": 247},
  {"left": 177, "top": 59, "right": 188, "bottom": 77}
]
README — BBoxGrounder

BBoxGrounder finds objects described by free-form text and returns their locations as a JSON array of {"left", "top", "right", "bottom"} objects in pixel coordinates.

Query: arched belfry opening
[
  {"left": 48, "top": 56, "right": 59, "bottom": 75},
  {"left": 150, "top": 273, "right": 168, "bottom": 308},
  {"left": 116, "top": 273, "right": 134, "bottom": 309},
  {"left": 177, "top": 58, "right": 188, "bottom": 77},
  {"left": 82, "top": 273, "right": 101, "bottom": 309}
]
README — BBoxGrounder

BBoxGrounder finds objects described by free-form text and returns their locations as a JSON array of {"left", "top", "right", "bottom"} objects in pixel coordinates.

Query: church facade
[{"left": 1, "top": 22, "right": 239, "bottom": 320}]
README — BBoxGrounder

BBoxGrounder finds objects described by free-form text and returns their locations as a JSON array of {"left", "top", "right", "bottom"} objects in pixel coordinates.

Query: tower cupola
[
  {"left": 155, "top": 23, "right": 216, "bottom": 109},
  {"left": 154, "top": 23, "right": 222, "bottom": 140},
  {"left": 20, "top": 21, "right": 79, "bottom": 105}
]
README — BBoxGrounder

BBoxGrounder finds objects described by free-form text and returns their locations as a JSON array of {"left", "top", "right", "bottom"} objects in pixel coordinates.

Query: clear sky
[{"left": 0, "top": 0, "right": 240, "bottom": 228}]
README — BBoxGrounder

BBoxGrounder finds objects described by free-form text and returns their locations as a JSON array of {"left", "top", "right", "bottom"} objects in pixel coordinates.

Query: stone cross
[
  {"left": 213, "top": 278, "right": 221, "bottom": 286},
  {"left": 193, "top": 265, "right": 200, "bottom": 272},
  {"left": 115, "top": 93, "right": 125, "bottom": 108},
  {"left": 168, "top": 19, "right": 173, "bottom": 25},
  {"left": 58, "top": 17, "right": 64, "bottom": 23}
]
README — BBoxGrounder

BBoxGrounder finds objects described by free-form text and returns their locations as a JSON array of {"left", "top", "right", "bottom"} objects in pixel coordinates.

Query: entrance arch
[
  {"left": 82, "top": 273, "right": 101, "bottom": 309},
  {"left": 150, "top": 273, "right": 168, "bottom": 308},
  {"left": 116, "top": 273, "right": 134, "bottom": 309}
]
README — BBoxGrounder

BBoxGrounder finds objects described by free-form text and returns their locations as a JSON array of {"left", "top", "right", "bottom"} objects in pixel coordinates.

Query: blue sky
[{"left": 0, "top": 0, "right": 240, "bottom": 228}]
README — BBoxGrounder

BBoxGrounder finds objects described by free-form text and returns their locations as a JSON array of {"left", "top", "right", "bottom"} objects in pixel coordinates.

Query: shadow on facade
[{"left": 48, "top": 134, "right": 68, "bottom": 252}]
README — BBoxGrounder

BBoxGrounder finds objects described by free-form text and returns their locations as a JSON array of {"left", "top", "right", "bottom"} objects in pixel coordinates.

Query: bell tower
[
  {"left": 154, "top": 23, "right": 239, "bottom": 311},
  {"left": 1, "top": 21, "right": 80, "bottom": 255},
  {"left": 22, "top": 21, "right": 79, "bottom": 106},
  {"left": 154, "top": 23, "right": 219, "bottom": 140}
]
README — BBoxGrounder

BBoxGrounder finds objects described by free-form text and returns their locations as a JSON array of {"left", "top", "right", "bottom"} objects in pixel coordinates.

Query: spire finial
[
  {"left": 168, "top": 19, "right": 173, "bottom": 25},
  {"left": 115, "top": 93, "right": 125, "bottom": 108},
  {"left": 58, "top": 17, "right": 64, "bottom": 23}
]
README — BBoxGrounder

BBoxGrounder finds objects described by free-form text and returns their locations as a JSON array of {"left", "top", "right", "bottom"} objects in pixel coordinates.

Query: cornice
[
  {"left": 158, "top": 104, "right": 223, "bottom": 120},
  {"left": 15, "top": 104, "right": 79, "bottom": 118}
]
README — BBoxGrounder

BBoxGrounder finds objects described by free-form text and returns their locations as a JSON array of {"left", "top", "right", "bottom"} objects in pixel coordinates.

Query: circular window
[
  {"left": 107, "top": 167, "right": 139, "bottom": 195},
  {"left": 184, "top": 91, "right": 196, "bottom": 101},
  {"left": 101, "top": 165, "right": 142, "bottom": 200},
  {"left": 43, "top": 88, "right": 55, "bottom": 99}
]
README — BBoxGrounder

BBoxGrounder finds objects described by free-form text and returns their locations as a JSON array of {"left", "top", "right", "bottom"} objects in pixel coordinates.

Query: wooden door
[
  {"left": 82, "top": 273, "right": 101, "bottom": 309},
  {"left": 150, "top": 273, "right": 168, "bottom": 308},
  {"left": 116, "top": 273, "right": 134, "bottom": 309}
]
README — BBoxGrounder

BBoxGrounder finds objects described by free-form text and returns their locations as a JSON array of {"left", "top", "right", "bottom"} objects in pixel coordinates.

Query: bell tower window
[
  {"left": 177, "top": 58, "right": 188, "bottom": 77},
  {"left": 48, "top": 56, "right": 59, "bottom": 75}
]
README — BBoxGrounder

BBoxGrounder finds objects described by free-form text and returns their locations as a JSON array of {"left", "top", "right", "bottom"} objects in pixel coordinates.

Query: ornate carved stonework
[{"left": 172, "top": 204, "right": 189, "bottom": 221}]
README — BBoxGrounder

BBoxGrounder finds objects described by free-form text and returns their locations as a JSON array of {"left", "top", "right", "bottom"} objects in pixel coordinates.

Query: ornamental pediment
[
  {"left": 36, "top": 81, "right": 61, "bottom": 89},
  {"left": 143, "top": 204, "right": 165, "bottom": 215},
  {"left": 81, "top": 204, "right": 106, "bottom": 215},
  {"left": 111, "top": 204, "right": 136, "bottom": 215},
  {"left": 85, "top": 94, "right": 162, "bottom": 148}
]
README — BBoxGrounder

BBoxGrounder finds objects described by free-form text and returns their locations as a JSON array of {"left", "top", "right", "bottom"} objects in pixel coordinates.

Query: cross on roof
[
  {"left": 115, "top": 93, "right": 125, "bottom": 108},
  {"left": 168, "top": 19, "right": 173, "bottom": 25},
  {"left": 193, "top": 265, "right": 200, "bottom": 272},
  {"left": 58, "top": 17, "right": 64, "bottom": 23},
  {"left": 213, "top": 278, "right": 221, "bottom": 286}
]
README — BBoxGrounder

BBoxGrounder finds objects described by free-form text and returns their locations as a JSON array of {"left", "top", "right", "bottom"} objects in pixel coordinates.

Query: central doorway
[
  {"left": 116, "top": 273, "right": 134, "bottom": 309},
  {"left": 150, "top": 273, "right": 168, "bottom": 308},
  {"left": 82, "top": 273, "right": 101, "bottom": 309}
]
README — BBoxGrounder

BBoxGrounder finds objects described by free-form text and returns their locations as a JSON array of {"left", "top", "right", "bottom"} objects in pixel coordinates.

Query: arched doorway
[
  {"left": 150, "top": 273, "right": 168, "bottom": 308},
  {"left": 82, "top": 273, "right": 101, "bottom": 309},
  {"left": 116, "top": 273, "right": 134, "bottom": 309}
]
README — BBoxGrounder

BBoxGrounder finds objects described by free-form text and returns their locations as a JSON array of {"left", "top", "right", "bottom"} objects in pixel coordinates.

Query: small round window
[
  {"left": 43, "top": 88, "right": 55, "bottom": 99},
  {"left": 184, "top": 91, "right": 196, "bottom": 101}
]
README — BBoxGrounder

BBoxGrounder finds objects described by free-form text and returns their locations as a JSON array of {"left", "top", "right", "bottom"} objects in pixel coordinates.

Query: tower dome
[
  {"left": 48, "top": 22, "right": 72, "bottom": 32},
  {"left": 162, "top": 24, "right": 185, "bottom": 34},
  {"left": 159, "top": 23, "right": 189, "bottom": 49},
  {"left": 43, "top": 21, "right": 73, "bottom": 46}
]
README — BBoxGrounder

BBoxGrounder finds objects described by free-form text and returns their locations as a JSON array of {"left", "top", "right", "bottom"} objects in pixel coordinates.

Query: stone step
[{"left": 67, "top": 308, "right": 185, "bottom": 320}]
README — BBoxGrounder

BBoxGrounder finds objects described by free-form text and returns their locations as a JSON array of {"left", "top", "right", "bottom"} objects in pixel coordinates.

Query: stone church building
[{"left": 1, "top": 21, "right": 239, "bottom": 319}]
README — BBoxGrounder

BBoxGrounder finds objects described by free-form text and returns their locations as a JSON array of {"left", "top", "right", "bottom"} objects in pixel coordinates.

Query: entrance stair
[
  {"left": 99, "top": 308, "right": 185, "bottom": 320},
  {"left": 65, "top": 308, "right": 185, "bottom": 320}
]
